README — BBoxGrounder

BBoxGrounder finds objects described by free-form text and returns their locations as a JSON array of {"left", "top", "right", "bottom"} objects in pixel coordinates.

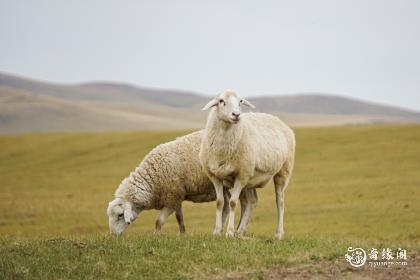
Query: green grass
[
  {"left": 0, "top": 235, "right": 383, "bottom": 279},
  {"left": 0, "top": 125, "right": 420, "bottom": 278}
]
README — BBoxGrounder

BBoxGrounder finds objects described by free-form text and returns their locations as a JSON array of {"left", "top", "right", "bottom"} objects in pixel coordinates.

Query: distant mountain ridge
[
  {"left": 0, "top": 72, "right": 419, "bottom": 134},
  {"left": 250, "top": 94, "right": 420, "bottom": 119}
]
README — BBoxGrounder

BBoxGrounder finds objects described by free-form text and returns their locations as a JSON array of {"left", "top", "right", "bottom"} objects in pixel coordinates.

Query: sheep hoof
[
  {"left": 213, "top": 228, "right": 222, "bottom": 236},
  {"left": 226, "top": 230, "right": 235, "bottom": 237},
  {"left": 275, "top": 232, "right": 284, "bottom": 240}
]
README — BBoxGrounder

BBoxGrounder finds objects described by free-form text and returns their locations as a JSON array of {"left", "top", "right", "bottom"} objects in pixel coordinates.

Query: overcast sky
[{"left": 1, "top": 0, "right": 419, "bottom": 111}]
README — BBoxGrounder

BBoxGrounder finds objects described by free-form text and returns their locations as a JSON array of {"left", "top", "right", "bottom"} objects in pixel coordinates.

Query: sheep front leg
[
  {"left": 226, "top": 179, "right": 245, "bottom": 237},
  {"left": 155, "top": 207, "right": 174, "bottom": 233},
  {"left": 210, "top": 177, "right": 225, "bottom": 235},
  {"left": 175, "top": 207, "right": 185, "bottom": 234}
]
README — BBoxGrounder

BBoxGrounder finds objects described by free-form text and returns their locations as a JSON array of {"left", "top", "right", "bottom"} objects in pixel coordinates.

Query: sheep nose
[{"left": 232, "top": 112, "right": 240, "bottom": 118}]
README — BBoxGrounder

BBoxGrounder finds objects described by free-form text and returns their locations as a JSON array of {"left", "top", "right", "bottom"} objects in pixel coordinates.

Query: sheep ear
[
  {"left": 242, "top": 98, "right": 255, "bottom": 109},
  {"left": 201, "top": 98, "right": 219, "bottom": 111},
  {"left": 123, "top": 202, "right": 136, "bottom": 224}
]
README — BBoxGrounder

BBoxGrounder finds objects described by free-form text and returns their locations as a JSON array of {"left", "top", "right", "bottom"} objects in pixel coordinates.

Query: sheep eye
[
  {"left": 219, "top": 99, "right": 225, "bottom": 105},
  {"left": 118, "top": 213, "right": 124, "bottom": 218}
]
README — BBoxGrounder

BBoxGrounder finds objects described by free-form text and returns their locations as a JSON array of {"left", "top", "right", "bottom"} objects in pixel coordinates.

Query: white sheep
[
  {"left": 199, "top": 90, "right": 295, "bottom": 238},
  {"left": 107, "top": 130, "right": 257, "bottom": 235}
]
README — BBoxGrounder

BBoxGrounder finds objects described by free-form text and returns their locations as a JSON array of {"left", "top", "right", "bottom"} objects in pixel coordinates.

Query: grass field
[{"left": 1, "top": 125, "right": 420, "bottom": 279}]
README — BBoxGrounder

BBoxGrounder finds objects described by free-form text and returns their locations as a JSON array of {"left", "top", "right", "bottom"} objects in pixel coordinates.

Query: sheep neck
[
  {"left": 205, "top": 109, "right": 243, "bottom": 159},
  {"left": 116, "top": 165, "right": 155, "bottom": 209},
  {"left": 133, "top": 165, "right": 156, "bottom": 209}
]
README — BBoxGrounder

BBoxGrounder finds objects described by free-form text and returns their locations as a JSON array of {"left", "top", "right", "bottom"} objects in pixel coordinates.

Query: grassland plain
[{"left": 0, "top": 125, "right": 419, "bottom": 279}]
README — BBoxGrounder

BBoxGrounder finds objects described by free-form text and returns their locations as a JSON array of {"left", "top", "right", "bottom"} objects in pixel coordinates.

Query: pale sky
[{"left": 1, "top": 0, "right": 419, "bottom": 111}]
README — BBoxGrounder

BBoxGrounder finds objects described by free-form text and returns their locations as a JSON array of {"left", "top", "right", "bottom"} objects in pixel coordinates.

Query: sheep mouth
[{"left": 231, "top": 118, "right": 240, "bottom": 123}]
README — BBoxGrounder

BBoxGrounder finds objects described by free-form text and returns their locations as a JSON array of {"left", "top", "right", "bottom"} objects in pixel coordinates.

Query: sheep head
[
  {"left": 201, "top": 90, "right": 255, "bottom": 124},
  {"left": 107, "top": 198, "right": 139, "bottom": 235}
]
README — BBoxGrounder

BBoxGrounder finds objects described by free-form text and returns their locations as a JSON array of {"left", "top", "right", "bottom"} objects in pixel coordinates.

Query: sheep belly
[
  {"left": 246, "top": 172, "right": 272, "bottom": 188},
  {"left": 185, "top": 193, "right": 216, "bottom": 203}
]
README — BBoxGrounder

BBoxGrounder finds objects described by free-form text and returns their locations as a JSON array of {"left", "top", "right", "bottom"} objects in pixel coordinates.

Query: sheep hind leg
[
  {"left": 155, "top": 207, "right": 174, "bottom": 234},
  {"left": 236, "top": 191, "right": 247, "bottom": 231},
  {"left": 221, "top": 188, "right": 231, "bottom": 229},
  {"left": 273, "top": 166, "right": 292, "bottom": 239},
  {"left": 175, "top": 207, "right": 185, "bottom": 234},
  {"left": 236, "top": 188, "right": 258, "bottom": 237}
]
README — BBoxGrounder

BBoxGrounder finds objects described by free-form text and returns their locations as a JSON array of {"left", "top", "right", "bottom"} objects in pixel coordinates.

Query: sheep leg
[
  {"left": 236, "top": 188, "right": 258, "bottom": 236},
  {"left": 226, "top": 180, "right": 245, "bottom": 237},
  {"left": 210, "top": 177, "right": 225, "bottom": 235},
  {"left": 237, "top": 191, "right": 247, "bottom": 230},
  {"left": 155, "top": 207, "right": 174, "bottom": 233},
  {"left": 221, "top": 188, "right": 231, "bottom": 228},
  {"left": 273, "top": 168, "right": 292, "bottom": 239},
  {"left": 175, "top": 207, "right": 185, "bottom": 234}
]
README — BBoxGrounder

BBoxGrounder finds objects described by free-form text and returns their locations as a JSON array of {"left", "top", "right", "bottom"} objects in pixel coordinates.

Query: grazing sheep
[
  {"left": 200, "top": 90, "right": 295, "bottom": 238},
  {"left": 107, "top": 130, "right": 256, "bottom": 235}
]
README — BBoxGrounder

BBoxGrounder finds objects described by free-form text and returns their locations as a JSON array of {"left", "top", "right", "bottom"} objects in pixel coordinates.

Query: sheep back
[{"left": 120, "top": 130, "right": 215, "bottom": 210}]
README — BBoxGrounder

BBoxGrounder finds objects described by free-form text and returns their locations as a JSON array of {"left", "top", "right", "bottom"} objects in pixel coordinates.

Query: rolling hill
[
  {"left": 0, "top": 86, "right": 203, "bottom": 133},
  {"left": 1, "top": 72, "right": 419, "bottom": 133}
]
